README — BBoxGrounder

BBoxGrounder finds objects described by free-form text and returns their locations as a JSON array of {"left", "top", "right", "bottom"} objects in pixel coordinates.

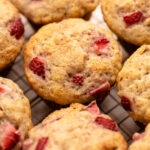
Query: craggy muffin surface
[
  {"left": 129, "top": 124, "right": 150, "bottom": 150},
  {"left": 101, "top": 0, "right": 150, "bottom": 45},
  {"left": 24, "top": 19, "right": 122, "bottom": 105},
  {"left": 23, "top": 101, "right": 127, "bottom": 150},
  {"left": 117, "top": 45, "right": 150, "bottom": 124},
  {"left": 11, "top": 0, "right": 100, "bottom": 24},
  {"left": 0, "top": 0, "right": 24, "bottom": 71},
  {"left": 0, "top": 77, "right": 32, "bottom": 150}
]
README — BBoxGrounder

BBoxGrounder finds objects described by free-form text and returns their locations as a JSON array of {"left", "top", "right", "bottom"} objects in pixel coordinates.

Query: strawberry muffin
[
  {"left": 22, "top": 101, "right": 127, "bottom": 150},
  {"left": 129, "top": 124, "right": 150, "bottom": 150},
  {"left": 11, "top": 0, "right": 100, "bottom": 24},
  {"left": 0, "top": 77, "right": 32, "bottom": 150},
  {"left": 117, "top": 45, "right": 150, "bottom": 124},
  {"left": 0, "top": 0, "right": 24, "bottom": 71},
  {"left": 24, "top": 19, "right": 122, "bottom": 105},
  {"left": 101, "top": 0, "right": 150, "bottom": 45}
]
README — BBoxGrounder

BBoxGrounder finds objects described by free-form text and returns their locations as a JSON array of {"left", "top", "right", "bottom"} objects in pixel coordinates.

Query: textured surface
[
  {"left": 117, "top": 45, "right": 150, "bottom": 124},
  {"left": 0, "top": 3, "right": 144, "bottom": 146},
  {"left": 129, "top": 124, "right": 150, "bottom": 150},
  {"left": 24, "top": 18, "right": 122, "bottom": 105},
  {"left": 11, "top": 0, "right": 99, "bottom": 24},
  {"left": 0, "top": 77, "right": 32, "bottom": 149},
  {"left": 101, "top": 0, "right": 150, "bottom": 45},
  {"left": 0, "top": 0, "right": 24, "bottom": 71},
  {"left": 23, "top": 101, "right": 127, "bottom": 150}
]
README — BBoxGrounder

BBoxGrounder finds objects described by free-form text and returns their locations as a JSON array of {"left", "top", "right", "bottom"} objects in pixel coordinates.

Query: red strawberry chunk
[
  {"left": 89, "top": 82, "right": 110, "bottom": 102},
  {"left": 72, "top": 75, "right": 84, "bottom": 84},
  {"left": 0, "top": 86, "right": 5, "bottom": 93},
  {"left": 121, "top": 96, "right": 131, "bottom": 111},
  {"left": 92, "top": 38, "right": 109, "bottom": 55},
  {"left": 0, "top": 122, "right": 20, "bottom": 150},
  {"left": 132, "top": 132, "right": 145, "bottom": 142},
  {"left": 10, "top": 18, "right": 24, "bottom": 39},
  {"left": 123, "top": 11, "right": 144, "bottom": 26},
  {"left": 95, "top": 116, "right": 118, "bottom": 132},
  {"left": 42, "top": 117, "right": 61, "bottom": 128},
  {"left": 86, "top": 101, "right": 101, "bottom": 115},
  {"left": 29, "top": 57, "right": 45, "bottom": 79},
  {"left": 35, "top": 137, "right": 48, "bottom": 150}
]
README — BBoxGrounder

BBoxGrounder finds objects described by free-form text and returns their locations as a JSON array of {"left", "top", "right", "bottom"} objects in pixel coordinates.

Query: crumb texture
[
  {"left": 117, "top": 45, "right": 150, "bottom": 124},
  {"left": 23, "top": 101, "right": 127, "bottom": 150},
  {"left": 24, "top": 19, "right": 122, "bottom": 105},
  {"left": 0, "top": 0, "right": 24, "bottom": 71},
  {"left": 12, "top": 0, "right": 100, "bottom": 24},
  {"left": 129, "top": 124, "right": 150, "bottom": 150},
  {"left": 0, "top": 77, "right": 32, "bottom": 149},
  {"left": 101, "top": 0, "right": 150, "bottom": 45}
]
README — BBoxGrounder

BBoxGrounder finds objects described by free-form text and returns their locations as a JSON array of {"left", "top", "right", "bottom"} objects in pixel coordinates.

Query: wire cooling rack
[{"left": 0, "top": 4, "right": 144, "bottom": 145}]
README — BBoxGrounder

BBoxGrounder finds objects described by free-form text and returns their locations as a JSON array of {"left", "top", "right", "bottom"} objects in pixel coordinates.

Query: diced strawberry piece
[
  {"left": 48, "top": 117, "right": 61, "bottom": 124},
  {"left": 89, "top": 82, "right": 110, "bottom": 102},
  {"left": 72, "top": 75, "right": 84, "bottom": 84},
  {"left": 92, "top": 38, "right": 109, "bottom": 55},
  {"left": 95, "top": 116, "right": 118, "bottom": 132},
  {"left": 0, "top": 122, "right": 20, "bottom": 150},
  {"left": 121, "top": 96, "right": 131, "bottom": 111},
  {"left": 123, "top": 11, "right": 144, "bottom": 26},
  {"left": 0, "top": 86, "right": 5, "bottom": 93},
  {"left": 35, "top": 137, "right": 48, "bottom": 150},
  {"left": 42, "top": 117, "right": 61, "bottom": 127},
  {"left": 10, "top": 18, "right": 24, "bottom": 39},
  {"left": 29, "top": 57, "right": 45, "bottom": 79},
  {"left": 0, "top": 84, "right": 10, "bottom": 94},
  {"left": 52, "top": 117, "right": 61, "bottom": 122},
  {"left": 132, "top": 132, "right": 145, "bottom": 142},
  {"left": 22, "top": 139, "right": 33, "bottom": 150},
  {"left": 86, "top": 101, "right": 101, "bottom": 115}
]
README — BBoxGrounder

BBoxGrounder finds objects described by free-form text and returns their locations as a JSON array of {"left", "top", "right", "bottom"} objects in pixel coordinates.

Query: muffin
[
  {"left": 11, "top": 0, "right": 100, "bottom": 24},
  {"left": 101, "top": 0, "right": 150, "bottom": 45},
  {"left": 23, "top": 101, "right": 127, "bottom": 150},
  {"left": 117, "top": 45, "right": 150, "bottom": 124},
  {"left": 0, "top": 77, "right": 32, "bottom": 150},
  {"left": 129, "top": 124, "right": 150, "bottom": 150},
  {"left": 24, "top": 18, "right": 122, "bottom": 105},
  {"left": 0, "top": 0, "right": 24, "bottom": 71}
]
